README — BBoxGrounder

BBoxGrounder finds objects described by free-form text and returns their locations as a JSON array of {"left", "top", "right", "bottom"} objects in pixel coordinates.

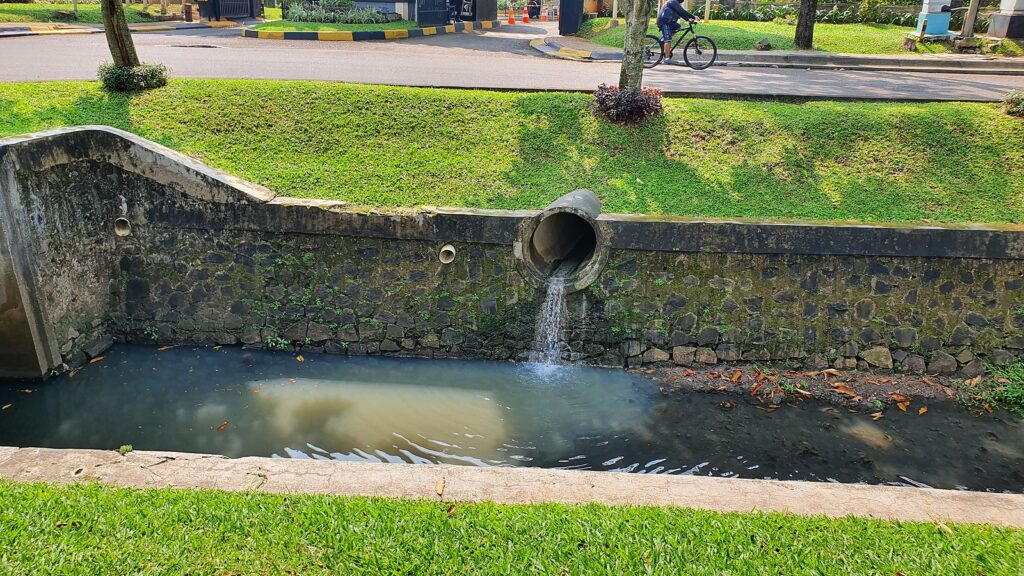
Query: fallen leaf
[
  {"left": 1, "top": 404, "right": 10, "bottom": 410},
  {"left": 822, "top": 368, "right": 841, "bottom": 378},
  {"left": 922, "top": 377, "right": 937, "bottom": 387},
  {"left": 212, "top": 346, "right": 222, "bottom": 351},
  {"left": 19, "top": 389, "right": 33, "bottom": 394},
  {"left": 435, "top": 477, "right": 446, "bottom": 497},
  {"left": 89, "top": 356, "right": 105, "bottom": 364},
  {"left": 446, "top": 504, "right": 457, "bottom": 517},
  {"left": 730, "top": 370, "right": 743, "bottom": 383},
  {"left": 682, "top": 369, "right": 695, "bottom": 377},
  {"left": 719, "top": 399, "right": 737, "bottom": 410},
  {"left": 995, "top": 377, "right": 1010, "bottom": 384},
  {"left": 871, "top": 411, "right": 885, "bottom": 421},
  {"left": 157, "top": 345, "right": 176, "bottom": 351},
  {"left": 296, "top": 355, "right": 305, "bottom": 363},
  {"left": 791, "top": 387, "right": 814, "bottom": 397},
  {"left": 936, "top": 522, "right": 954, "bottom": 536},
  {"left": 707, "top": 371, "right": 719, "bottom": 380},
  {"left": 918, "top": 406, "right": 928, "bottom": 415},
  {"left": 831, "top": 383, "right": 862, "bottom": 401},
  {"left": 645, "top": 369, "right": 654, "bottom": 374},
  {"left": 216, "top": 421, "right": 230, "bottom": 432},
  {"left": 889, "top": 392, "right": 912, "bottom": 403},
  {"left": 964, "top": 376, "right": 982, "bottom": 387},
  {"left": 896, "top": 401, "right": 910, "bottom": 412},
  {"left": 750, "top": 382, "right": 763, "bottom": 397}
]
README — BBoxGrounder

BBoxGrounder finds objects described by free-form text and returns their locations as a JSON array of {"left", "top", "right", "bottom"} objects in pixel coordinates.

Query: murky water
[{"left": 1, "top": 345, "right": 1022, "bottom": 492}]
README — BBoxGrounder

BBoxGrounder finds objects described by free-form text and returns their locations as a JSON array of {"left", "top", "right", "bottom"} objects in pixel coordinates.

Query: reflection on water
[{"left": 0, "top": 345, "right": 1022, "bottom": 492}]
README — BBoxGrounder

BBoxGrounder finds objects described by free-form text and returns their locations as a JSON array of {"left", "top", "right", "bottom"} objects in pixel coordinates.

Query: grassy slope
[
  {"left": 250, "top": 19, "right": 419, "bottom": 32},
  {"left": 1, "top": 80, "right": 1023, "bottom": 224},
  {"left": 1, "top": 481, "right": 1021, "bottom": 574},
  {"left": 0, "top": 3, "right": 148, "bottom": 24},
  {"left": 580, "top": 17, "right": 1024, "bottom": 56}
]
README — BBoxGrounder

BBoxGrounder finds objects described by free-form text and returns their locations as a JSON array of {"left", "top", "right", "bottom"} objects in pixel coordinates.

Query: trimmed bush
[
  {"left": 98, "top": 63, "right": 168, "bottom": 92},
  {"left": 593, "top": 84, "right": 663, "bottom": 124},
  {"left": 1003, "top": 90, "right": 1024, "bottom": 117},
  {"left": 284, "top": 2, "right": 389, "bottom": 24}
]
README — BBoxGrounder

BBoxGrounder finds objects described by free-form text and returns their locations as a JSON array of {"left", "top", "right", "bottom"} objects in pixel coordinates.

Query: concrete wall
[{"left": 3, "top": 127, "right": 1024, "bottom": 379}]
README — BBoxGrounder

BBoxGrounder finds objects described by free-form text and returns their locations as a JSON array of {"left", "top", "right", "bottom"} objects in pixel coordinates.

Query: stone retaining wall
[{"left": 3, "top": 127, "right": 1024, "bottom": 379}]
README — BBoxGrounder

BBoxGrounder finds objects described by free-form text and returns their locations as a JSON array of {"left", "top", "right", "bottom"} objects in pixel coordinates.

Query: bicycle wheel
[
  {"left": 683, "top": 35, "right": 717, "bottom": 70},
  {"left": 642, "top": 34, "right": 664, "bottom": 69}
]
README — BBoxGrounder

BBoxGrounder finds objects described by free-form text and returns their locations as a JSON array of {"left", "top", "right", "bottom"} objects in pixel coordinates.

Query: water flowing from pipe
[{"left": 530, "top": 276, "right": 567, "bottom": 366}]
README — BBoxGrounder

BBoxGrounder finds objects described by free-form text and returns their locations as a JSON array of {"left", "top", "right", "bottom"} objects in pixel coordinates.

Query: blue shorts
[{"left": 659, "top": 20, "right": 681, "bottom": 42}]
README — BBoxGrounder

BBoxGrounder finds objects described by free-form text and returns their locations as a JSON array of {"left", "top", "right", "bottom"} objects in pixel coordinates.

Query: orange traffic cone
[
  {"left": 541, "top": 9, "right": 548, "bottom": 21},
  {"left": 508, "top": 8, "right": 515, "bottom": 24},
  {"left": 522, "top": 7, "right": 530, "bottom": 23}
]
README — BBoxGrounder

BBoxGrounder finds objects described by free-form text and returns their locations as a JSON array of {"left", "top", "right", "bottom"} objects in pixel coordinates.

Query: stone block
[
  {"left": 695, "top": 347, "right": 717, "bottom": 365},
  {"left": 672, "top": 346, "right": 696, "bottom": 365}
]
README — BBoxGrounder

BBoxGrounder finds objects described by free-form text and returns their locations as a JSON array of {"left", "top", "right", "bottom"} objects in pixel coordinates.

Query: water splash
[{"left": 530, "top": 276, "right": 567, "bottom": 366}]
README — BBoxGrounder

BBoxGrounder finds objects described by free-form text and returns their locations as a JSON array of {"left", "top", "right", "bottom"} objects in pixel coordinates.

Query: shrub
[
  {"left": 284, "top": 1, "right": 389, "bottom": 24},
  {"left": 1003, "top": 90, "right": 1024, "bottom": 117},
  {"left": 593, "top": 84, "right": 663, "bottom": 124},
  {"left": 98, "top": 63, "right": 168, "bottom": 92}
]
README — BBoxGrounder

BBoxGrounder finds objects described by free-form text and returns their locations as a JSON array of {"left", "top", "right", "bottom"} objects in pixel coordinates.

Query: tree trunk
[
  {"left": 101, "top": 0, "right": 140, "bottom": 67},
  {"left": 794, "top": 0, "right": 817, "bottom": 50},
  {"left": 619, "top": 0, "right": 657, "bottom": 90}
]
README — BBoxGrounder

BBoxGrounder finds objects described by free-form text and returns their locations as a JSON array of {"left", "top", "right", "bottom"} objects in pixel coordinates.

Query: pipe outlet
[
  {"left": 515, "top": 189, "right": 611, "bottom": 292},
  {"left": 438, "top": 244, "right": 457, "bottom": 264}
]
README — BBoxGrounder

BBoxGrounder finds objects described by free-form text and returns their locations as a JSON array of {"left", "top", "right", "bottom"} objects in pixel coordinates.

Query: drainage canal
[{"left": 1, "top": 345, "right": 1021, "bottom": 491}]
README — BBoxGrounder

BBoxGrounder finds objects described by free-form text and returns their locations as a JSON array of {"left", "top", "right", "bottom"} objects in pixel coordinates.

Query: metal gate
[
  {"left": 218, "top": 0, "right": 253, "bottom": 18},
  {"left": 416, "top": 0, "right": 448, "bottom": 26}
]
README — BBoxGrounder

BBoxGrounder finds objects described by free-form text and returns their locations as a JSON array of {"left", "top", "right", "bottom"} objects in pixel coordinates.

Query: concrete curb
[
  {"left": 532, "top": 36, "right": 1024, "bottom": 75},
  {"left": 1, "top": 446, "right": 1022, "bottom": 527},
  {"left": 242, "top": 20, "right": 502, "bottom": 41}
]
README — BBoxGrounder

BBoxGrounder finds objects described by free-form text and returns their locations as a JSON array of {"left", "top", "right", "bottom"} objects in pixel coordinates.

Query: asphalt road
[{"left": 3, "top": 22, "right": 1023, "bottom": 101}]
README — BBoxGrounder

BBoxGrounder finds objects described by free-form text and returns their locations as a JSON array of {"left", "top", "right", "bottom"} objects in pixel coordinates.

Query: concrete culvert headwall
[{"left": 515, "top": 189, "right": 611, "bottom": 292}]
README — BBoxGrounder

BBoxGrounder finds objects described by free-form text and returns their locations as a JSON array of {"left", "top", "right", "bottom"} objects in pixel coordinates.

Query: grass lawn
[
  {"left": 250, "top": 19, "right": 419, "bottom": 32},
  {"left": 1, "top": 80, "right": 1023, "bottom": 224},
  {"left": 1, "top": 481, "right": 1021, "bottom": 574},
  {"left": 0, "top": 2, "right": 150, "bottom": 24},
  {"left": 578, "top": 17, "right": 1024, "bottom": 56}
]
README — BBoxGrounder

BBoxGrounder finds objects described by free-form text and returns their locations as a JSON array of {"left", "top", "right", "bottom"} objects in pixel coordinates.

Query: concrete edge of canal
[{"left": 1, "top": 446, "right": 1022, "bottom": 527}]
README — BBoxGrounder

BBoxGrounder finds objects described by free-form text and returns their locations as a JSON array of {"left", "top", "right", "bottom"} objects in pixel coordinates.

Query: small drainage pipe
[
  {"left": 438, "top": 244, "right": 457, "bottom": 264},
  {"left": 515, "top": 190, "right": 611, "bottom": 292}
]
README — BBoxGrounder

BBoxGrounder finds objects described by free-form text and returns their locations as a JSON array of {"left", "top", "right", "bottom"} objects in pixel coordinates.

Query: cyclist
[{"left": 656, "top": 0, "right": 698, "bottom": 62}]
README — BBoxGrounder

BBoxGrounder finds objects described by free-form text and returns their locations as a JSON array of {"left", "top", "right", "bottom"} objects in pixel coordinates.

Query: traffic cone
[
  {"left": 508, "top": 8, "right": 515, "bottom": 24},
  {"left": 541, "top": 6, "right": 548, "bottom": 21},
  {"left": 522, "top": 7, "right": 530, "bottom": 23}
]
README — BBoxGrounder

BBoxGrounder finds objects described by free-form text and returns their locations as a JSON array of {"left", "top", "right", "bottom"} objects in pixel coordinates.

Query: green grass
[
  {"left": 963, "top": 362, "right": 1024, "bottom": 415},
  {"left": 250, "top": 19, "right": 418, "bottom": 32},
  {"left": 0, "top": 481, "right": 1021, "bottom": 574},
  {"left": 2, "top": 79, "right": 1023, "bottom": 224},
  {"left": 579, "top": 17, "right": 1024, "bottom": 56},
  {"left": 0, "top": 2, "right": 149, "bottom": 24}
]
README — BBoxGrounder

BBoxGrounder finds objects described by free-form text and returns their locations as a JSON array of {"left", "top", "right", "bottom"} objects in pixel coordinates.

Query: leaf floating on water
[
  {"left": 889, "top": 391, "right": 912, "bottom": 412},
  {"left": 296, "top": 355, "right": 305, "bottom": 363},
  {"left": 212, "top": 346, "right": 222, "bottom": 351},
  {"left": 89, "top": 356, "right": 105, "bottom": 364},
  {"left": 1, "top": 404, "right": 11, "bottom": 410},
  {"left": 870, "top": 411, "right": 885, "bottom": 421},
  {"left": 216, "top": 421, "right": 230, "bottom": 432},
  {"left": 918, "top": 406, "right": 929, "bottom": 416},
  {"left": 19, "top": 389, "right": 33, "bottom": 394},
  {"left": 157, "top": 345, "right": 176, "bottom": 351},
  {"left": 435, "top": 477, "right": 446, "bottom": 497}
]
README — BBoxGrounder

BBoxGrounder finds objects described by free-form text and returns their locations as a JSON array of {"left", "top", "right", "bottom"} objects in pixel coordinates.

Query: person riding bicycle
[{"left": 656, "top": 0, "right": 698, "bottom": 62}]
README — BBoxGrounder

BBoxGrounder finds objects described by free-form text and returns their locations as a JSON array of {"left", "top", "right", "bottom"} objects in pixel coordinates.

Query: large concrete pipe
[{"left": 514, "top": 190, "right": 611, "bottom": 292}]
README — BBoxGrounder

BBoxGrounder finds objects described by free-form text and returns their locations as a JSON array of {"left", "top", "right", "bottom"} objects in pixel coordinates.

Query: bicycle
[{"left": 642, "top": 21, "right": 717, "bottom": 70}]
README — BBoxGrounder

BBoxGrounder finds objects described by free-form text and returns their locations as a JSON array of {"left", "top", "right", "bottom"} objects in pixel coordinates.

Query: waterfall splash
[{"left": 530, "top": 275, "right": 567, "bottom": 367}]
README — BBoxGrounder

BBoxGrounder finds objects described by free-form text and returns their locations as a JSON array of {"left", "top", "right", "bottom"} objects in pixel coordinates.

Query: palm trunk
[
  {"left": 102, "top": 0, "right": 140, "bottom": 67},
  {"left": 794, "top": 0, "right": 817, "bottom": 50},
  {"left": 619, "top": 0, "right": 657, "bottom": 90}
]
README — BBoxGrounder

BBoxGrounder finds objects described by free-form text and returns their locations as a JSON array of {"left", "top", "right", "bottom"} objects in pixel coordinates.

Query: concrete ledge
[
  {"left": 242, "top": 20, "right": 501, "bottom": 41},
  {"left": 1, "top": 446, "right": 1021, "bottom": 527}
]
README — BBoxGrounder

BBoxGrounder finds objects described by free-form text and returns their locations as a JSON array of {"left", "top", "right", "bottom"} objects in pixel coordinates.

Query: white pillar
[{"left": 989, "top": 0, "right": 1024, "bottom": 38}]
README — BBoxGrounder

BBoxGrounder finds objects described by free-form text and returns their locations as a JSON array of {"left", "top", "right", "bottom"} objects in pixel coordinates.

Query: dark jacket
[{"left": 657, "top": 0, "right": 694, "bottom": 25}]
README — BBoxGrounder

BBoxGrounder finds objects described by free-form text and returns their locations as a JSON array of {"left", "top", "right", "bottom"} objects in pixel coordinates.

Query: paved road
[{"left": 3, "top": 22, "right": 1023, "bottom": 101}]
